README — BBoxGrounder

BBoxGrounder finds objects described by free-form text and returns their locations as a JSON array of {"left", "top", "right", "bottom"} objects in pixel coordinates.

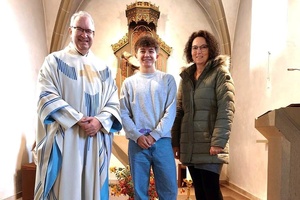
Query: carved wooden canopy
[{"left": 112, "top": 1, "right": 172, "bottom": 91}]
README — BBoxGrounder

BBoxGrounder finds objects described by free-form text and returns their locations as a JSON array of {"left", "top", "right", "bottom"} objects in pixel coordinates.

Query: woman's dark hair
[
  {"left": 134, "top": 35, "right": 160, "bottom": 53},
  {"left": 184, "top": 30, "right": 220, "bottom": 63}
]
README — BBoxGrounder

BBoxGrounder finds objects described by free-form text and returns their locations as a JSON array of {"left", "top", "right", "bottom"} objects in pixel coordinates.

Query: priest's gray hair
[{"left": 70, "top": 11, "right": 95, "bottom": 29}]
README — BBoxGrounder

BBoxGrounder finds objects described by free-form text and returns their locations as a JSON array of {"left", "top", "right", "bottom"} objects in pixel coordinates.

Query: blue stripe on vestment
[
  {"left": 43, "top": 137, "right": 62, "bottom": 199},
  {"left": 43, "top": 106, "right": 68, "bottom": 124},
  {"left": 85, "top": 92, "right": 99, "bottom": 117},
  {"left": 100, "top": 176, "right": 109, "bottom": 199},
  {"left": 54, "top": 56, "right": 77, "bottom": 80},
  {"left": 110, "top": 118, "right": 122, "bottom": 133},
  {"left": 83, "top": 92, "right": 99, "bottom": 151},
  {"left": 39, "top": 91, "right": 69, "bottom": 124},
  {"left": 99, "top": 145, "right": 105, "bottom": 174}
]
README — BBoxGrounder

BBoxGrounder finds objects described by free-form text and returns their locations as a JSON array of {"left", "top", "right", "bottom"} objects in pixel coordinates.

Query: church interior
[{"left": 1, "top": 0, "right": 300, "bottom": 199}]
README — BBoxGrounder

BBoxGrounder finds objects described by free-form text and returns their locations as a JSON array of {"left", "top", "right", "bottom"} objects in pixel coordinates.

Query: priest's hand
[{"left": 78, "top": 117, "right": 102, "bottom": 137}]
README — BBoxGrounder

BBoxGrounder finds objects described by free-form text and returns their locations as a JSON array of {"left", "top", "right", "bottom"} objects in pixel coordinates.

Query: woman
[{"left": 172, "top": 30, "right": 235, "bottom": 200}]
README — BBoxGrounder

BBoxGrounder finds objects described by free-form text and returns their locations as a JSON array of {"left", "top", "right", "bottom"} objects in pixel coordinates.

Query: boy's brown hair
[{"left": 134, "top": 35, "right": 160, "bottom": 53}]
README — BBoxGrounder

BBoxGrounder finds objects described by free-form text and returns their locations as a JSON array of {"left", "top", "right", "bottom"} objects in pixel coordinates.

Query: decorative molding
[
  {"left": 50, "top": 0, "right": 73, "bottom": 53},
  {"left": 126, "top": 1, "right": 160, "bottom": 27},
  {"left": 111, "top": 34, "right": 129, "bottom": 53},
  {"left": 49, "top": 0, "right": 84, "bottom": 53},
  {"left": 195, "top": 0, "right": 231, "bottom": 55},
  {"left": 154, "top": 35, "right": 172, "bottom": 55}
]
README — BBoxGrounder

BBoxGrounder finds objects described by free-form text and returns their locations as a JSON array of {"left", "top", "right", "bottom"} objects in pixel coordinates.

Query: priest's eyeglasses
[
  {"left": 71, "top": 26, "right": 94, "bottom": 35},
  {"left": 192, "top": 44, "right": 209, "bottom": 52}
]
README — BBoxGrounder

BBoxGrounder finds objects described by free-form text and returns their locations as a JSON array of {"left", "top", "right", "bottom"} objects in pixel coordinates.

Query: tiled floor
[{"left": 110, "top": 183, "right": 250, "bottom": 200}]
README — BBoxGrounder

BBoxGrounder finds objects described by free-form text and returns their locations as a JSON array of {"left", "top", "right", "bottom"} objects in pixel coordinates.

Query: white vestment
[{"left": 34, "top": 43, "right": 122, "bottom": 200}]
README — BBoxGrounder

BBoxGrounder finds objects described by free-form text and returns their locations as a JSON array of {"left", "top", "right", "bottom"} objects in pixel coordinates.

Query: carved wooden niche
[{"left": 111, "top": 1, "right": 172, "bottom": 92}]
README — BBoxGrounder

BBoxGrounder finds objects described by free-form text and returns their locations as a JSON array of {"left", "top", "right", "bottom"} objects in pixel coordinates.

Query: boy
[{"left": 120, "top": 35, "right": 178, "bottom": 200}]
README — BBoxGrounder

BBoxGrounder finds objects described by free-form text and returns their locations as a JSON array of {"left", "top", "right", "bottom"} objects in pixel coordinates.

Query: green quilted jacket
[{"left": 171, "top": 55, "right": 235, "bottom": 165}]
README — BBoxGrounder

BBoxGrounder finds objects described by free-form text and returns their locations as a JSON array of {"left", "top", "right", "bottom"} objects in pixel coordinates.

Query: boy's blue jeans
[{"left": 128, "top": 138, "right": 178, "bottom": 200}]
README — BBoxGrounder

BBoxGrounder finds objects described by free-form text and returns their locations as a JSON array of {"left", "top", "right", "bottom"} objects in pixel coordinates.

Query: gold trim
[
  {"left": 126, "top": 1, "right": 160, "bottom": 26},
  {"left": 111, "top": 34, "right": 129, "bottom": 53},
  {"left": 155, "top": 36, "right": 172, "bottom": 55},
  {"left": 126, "top": 1, "right": 159, "bottom": 12}
]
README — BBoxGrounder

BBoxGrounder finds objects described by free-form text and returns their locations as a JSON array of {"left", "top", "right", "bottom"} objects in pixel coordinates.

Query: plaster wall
[
  {"left": 230, "top": 0, "right": 300, "bottom": 199},
  {"left": 0, "top": 0, "right": 47, "bottom": 199}
]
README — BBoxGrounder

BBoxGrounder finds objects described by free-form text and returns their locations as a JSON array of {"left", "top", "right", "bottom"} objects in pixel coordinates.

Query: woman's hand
[
  {"left": 173, "top": 147, "right": 180, "bottom": 159},
  {"left": 210, "top": 146, "right": 223, "bottom": 155}
]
